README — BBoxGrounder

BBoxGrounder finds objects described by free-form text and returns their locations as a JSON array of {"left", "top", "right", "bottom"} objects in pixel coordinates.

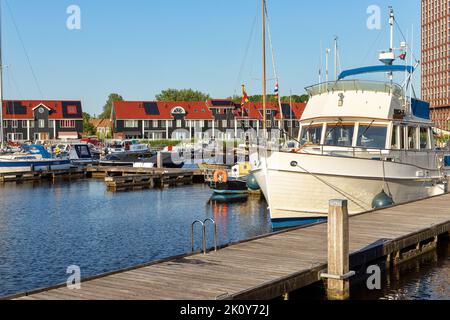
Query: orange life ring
[{"left": 213, "top": 170, "right": 228, "bottom": 183}]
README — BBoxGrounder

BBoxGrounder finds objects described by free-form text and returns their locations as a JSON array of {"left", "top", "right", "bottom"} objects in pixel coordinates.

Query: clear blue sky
[{"left": 2, "top": 0, "right": 421, "bottom": 115}]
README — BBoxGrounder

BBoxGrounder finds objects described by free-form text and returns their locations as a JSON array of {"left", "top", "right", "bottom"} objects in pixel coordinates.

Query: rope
[
  {"left": 264, "top": 1, "right": 283, "bottom": 125},
  {"left": 5, "top": 0, "right": 44, "bottom": 100},
  {"left": 293, "top": 160, "right": 370, "bottom": 211},
  {"left": 234, "top": 9, "right": 258, "bottom": 97}
]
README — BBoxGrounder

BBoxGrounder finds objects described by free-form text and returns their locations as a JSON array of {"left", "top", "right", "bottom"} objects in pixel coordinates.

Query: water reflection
[{"left": 0, "top": 180, "right": 271, "bottom": 297}]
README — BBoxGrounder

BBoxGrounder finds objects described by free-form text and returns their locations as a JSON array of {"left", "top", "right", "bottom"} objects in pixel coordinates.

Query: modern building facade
[
  {"left": 2, "top": 100, "right": 84, "bottom": 141},
  {"left": 421, "top": 0, "right": 450, "bottom": 129},
  {"left": 112, "top": 99, "right": 305, "bottom": 140}
]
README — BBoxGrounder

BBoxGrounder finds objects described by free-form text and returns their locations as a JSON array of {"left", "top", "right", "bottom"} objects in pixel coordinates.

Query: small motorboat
[
  {"left": 209, "top": 193, "right": 249, "bottom": 203},
  {"left": 99, "top": 151, "right": 155, "bottom": 167},
  {"left": 0, "top": 145, "right": 72, "bottom": 174}
]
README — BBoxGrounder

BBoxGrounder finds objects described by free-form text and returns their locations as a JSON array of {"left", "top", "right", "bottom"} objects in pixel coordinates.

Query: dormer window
[{"left": 171, "top": 107, "right": 186, "bottom": 115}]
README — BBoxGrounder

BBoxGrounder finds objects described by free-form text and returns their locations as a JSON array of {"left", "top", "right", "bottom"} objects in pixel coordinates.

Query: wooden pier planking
[
  {"left": 11, "top": 193, "right": 450, "bottom": 300},
  {"left": 0, "top": 168, "right": 87, "bottom": 183}
]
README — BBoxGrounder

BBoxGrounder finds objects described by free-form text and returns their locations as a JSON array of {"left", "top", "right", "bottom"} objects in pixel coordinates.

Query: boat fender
[
  {"left": 372, "top": 189, "right": 395, "bottom": 209},
  {"left": 213, "top": 170, "right": 228, "bottom": 183}
]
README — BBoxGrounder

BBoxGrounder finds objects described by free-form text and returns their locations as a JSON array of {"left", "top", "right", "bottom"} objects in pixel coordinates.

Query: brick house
[{"left": 1, "top": 100, "right": 84, "bottom": 141}]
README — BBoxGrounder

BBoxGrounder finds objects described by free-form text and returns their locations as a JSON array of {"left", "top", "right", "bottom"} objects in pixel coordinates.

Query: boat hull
[
  {"left": 0, "top": 159, "right": 72, "bottom": 174},
  {"left": 252, "top": 151, "right": 448, "bottom": 226}
]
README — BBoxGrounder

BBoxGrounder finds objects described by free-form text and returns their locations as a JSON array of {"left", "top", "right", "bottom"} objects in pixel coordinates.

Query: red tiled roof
[
  {"left": 2, "top": 100, "right": 83, "bottom": 120},
  {"left": 113, "top": 100, "right": 305, "bottom": 121},
  {"left": 90, "top": 118, "right": 112, "bottom": 128},
  {"left": 113, "top": 101, "right": 214, "bottom": 120}
]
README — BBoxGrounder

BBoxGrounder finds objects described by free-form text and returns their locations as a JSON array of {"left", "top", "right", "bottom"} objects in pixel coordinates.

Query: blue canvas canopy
[
  {"left": 338, "top": 65, "right": 415, "bottom": 80},
  {"left": 21, "top": 145, "right": 52, "bottom": 159}
]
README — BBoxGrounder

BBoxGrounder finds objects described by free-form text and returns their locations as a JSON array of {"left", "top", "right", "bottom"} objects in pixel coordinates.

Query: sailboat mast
[
  {"left": 334, "top": 37, "right": 338, "bottom": 81},
  {"left": 0, "top": 0, "right": 4, "bottom": 150},
  {"left": 262, "top": 0, "right": 267, "bottom": 132}
]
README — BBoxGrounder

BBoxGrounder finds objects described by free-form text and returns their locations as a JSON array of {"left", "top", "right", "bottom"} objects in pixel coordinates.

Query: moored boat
[
  {"left": 252, "top": 8, "right": 450, "bottom": 229},
  {"left": 0, "top": 145, "right": 71, "bottom": 174}
]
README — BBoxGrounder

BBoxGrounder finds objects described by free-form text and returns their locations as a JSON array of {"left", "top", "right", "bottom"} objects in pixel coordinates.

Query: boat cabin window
[
  {"left": 400, "top": 126, "right": 406, "bottom": 149},
  {"left": 300, "top": 125, "right": 322, "bottom": 145},
  {"left": 324, "top": 124, "right": 354, "bottom": 147},
  {"left": 420, "top": 127, "right": 430, "bottom": 150},
  {"left": 356, "top": 125, "right": 387, "bottom": 149},
  {"left": 407, "top": 127, "right": 418, "bottom": 150},
  {"left": 391, "top": 125, "right": 400, "bottom": 149}
]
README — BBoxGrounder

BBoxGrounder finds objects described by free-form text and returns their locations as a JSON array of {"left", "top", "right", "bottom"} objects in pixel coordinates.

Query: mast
[
  {"left": 262, "top": 0, "right": 267, "bottom": 133},
  {"left": 389, "top": 7, "right": 395, "bottom": 52},
  {"left": 0, "top": 0, "right": 3, "bottom": 150},
  {"left": 326, "top": 48, "right": 330, "bottom": 82},
  {"left": 388, "top": 7, "right": 395, "bottom": 83},
  {"left": 334, "top": 37, "right": 338, "bottom": 81}
]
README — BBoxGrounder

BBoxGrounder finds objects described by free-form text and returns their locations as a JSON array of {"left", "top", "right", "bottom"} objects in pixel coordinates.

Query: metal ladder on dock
[{"left": 191, "top": 219, "right": 218, "bottom": 255}]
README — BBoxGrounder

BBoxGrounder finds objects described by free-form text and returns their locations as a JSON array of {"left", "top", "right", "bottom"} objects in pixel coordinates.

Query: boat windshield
[
  {"left": 324, "top": 124, "right": 354, "bottom": 147},
  {"left": 356, "top": 125, "right": 388, "bottom": 149},
  {"left": 300, "top": 125, "right": 322, "bottom": 145}
]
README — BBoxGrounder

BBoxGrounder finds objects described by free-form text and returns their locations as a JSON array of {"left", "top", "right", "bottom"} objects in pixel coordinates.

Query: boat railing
[
  {"left": 305, "top": 80, "right": 404, "bottom": 97},
  {"left": 267, "top": 144, "right": 450, "bottom": 168}
]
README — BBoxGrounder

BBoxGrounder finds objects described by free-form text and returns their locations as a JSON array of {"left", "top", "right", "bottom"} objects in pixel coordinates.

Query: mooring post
[
  {"left": 157, "top": 152, "right": 162, "bottom": 169},
  {"left": 321, "top": 199, "right": 354, "bottom": 300}
]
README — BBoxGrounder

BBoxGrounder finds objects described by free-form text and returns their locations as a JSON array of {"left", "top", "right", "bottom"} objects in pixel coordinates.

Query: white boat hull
[
  {"left": 252, "top": 151, "right": 448, "bottom": 228},
  {"left": 0, "top": 159, "right": 72, "bottom": 174}
]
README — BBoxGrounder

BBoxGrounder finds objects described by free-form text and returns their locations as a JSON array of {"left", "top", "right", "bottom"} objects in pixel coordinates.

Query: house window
[
  {"left": 244, "top": 120, "right": 250, "bottom": 128},
  {"left": 153, "top": 120, "right": 159, "bottom": 128},
  {"left": 49, "top": 120, "right": 54, "bottom": 128},
  {"left": 39, "top": 120, "right": 46, "bottom": 128},
  {"left": 22, "top": 120, "right": 28, "bottom": 128},
  {"left": 266, "top": 120, "right": 272, "bottom": 128},
  {"left": 124, "top": 120, "right": 139, "bottom": 128},
  {"left": 167, "top": 120, "right": 173, "bottom": 128},
  {"left": 11, "top": 120, "right": 18, "bottom": 128},
  {"left": 60, "top": 120, "right": 76, "bottom": 128},
  {"left": 176, "top": 120, "right": 182, "bottom": 128},
  {"left": 66, "top": 105, "right": 78, "bottom": 115},
  {"left": 30, "top": 121, "right": 35, "bottom": 128},
  {"left": 208, "top": 121, "right": 213, "bottom": 128},
  {"left": 222, "top": 120, "right": 228, "bottom": 128},
  {"left": 3, "top": 120, "right": 7, "bottom": 128},
  {"left": 144, "top": 120, "right": 150, "bottom": 128},
  {"left": 198, "top": 120, "right": 204, "bottom": 128}
]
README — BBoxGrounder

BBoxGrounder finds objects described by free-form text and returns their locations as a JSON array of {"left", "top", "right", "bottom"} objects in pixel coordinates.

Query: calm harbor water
[
  {"left": 0, "top": 179, "right": 270, "bottom": 297},
  {"left": 0, "top": 179, "right": 448, "bottom": 299}
]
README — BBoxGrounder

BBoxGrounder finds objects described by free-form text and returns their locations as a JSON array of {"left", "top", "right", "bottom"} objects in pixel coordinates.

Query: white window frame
[
  {"left": 38, "top": 119, "right": 46, "bottom": 128},
  {"left": 124, "top": 120, "right": 139, "bottom": 128},
  {"left": 60, "top": 120, "right": 76, "bottom": 128},
  {"left": 11, "top": 120, "right": 18, "bottom": 128}
]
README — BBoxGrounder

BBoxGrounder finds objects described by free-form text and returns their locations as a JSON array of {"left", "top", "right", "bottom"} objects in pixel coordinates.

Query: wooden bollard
[
  {"left": 321, "top": 199, "right": 354, "bottom": 300},
  {"left": 157, "top": 152, "right": 162, "bottom": 169}
]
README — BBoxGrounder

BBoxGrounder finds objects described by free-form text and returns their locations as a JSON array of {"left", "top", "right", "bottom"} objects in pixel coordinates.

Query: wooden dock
[
  {"left": 0, "top": 168, "right": 86, "bottom": 183},
  {"left": 88, "top": 166, "right": 205, "bottom": 190},
  {"left": 10, "top": 193, "right": 450, "bottom": 300}
]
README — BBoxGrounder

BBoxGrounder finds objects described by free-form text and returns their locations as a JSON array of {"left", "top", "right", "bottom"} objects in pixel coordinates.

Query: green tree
[
  {"left": 229, "top": 94, "right": 309, "bottom": 104},
  {"left": 155, "top": 89, "right": 210, "bottom": 102},
  {"left": 83, "top": 112, "right": 96, "bottom": 136},
  {"left": 100, "top": 93, "right": 124, "bottom": 119}
]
